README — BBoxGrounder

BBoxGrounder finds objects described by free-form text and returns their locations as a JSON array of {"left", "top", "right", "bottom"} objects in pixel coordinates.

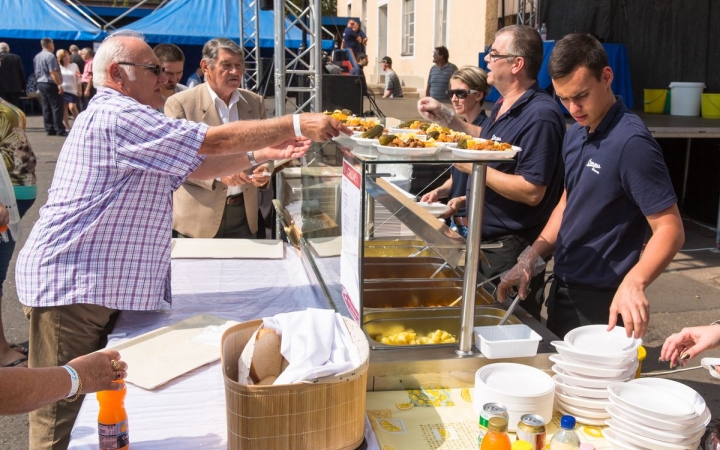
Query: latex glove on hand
[
  {"left": 417, "top": 97, "right": 455, "bottom": 127},
  {"left": 496, "top": 246, "right": 546, "bottom": 301}
]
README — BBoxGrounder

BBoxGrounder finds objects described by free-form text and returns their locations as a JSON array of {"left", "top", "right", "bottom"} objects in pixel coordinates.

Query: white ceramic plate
[
  {"left": 606, "top": 412, "right": 706, "bottom": 444},
  {"left": 551, "top": 340, "right": 636, "bottom": 366},
  {"left": 553, "top": 375, "right": 609, "bottom": 399},
  {"left": 551, "top": 364, "right": 624, "bottom": 389},
  {"left": 373, "top": 143, "right": 440, "bottom": 157},
  {"left": 607, "top": 397, "right": 710, "bottom": 433},
  {"left": 350, "top": 135, "right": 379, "bottom": 146},
  {"left": 555, "top": 390, "right": 611, "bottom": 410},
  {"left": 476, "top": 363, "right": 555, "bottom": 398},
  {"left": 451, "top": 147, "right": 520, "bottom": 160},
  {"left": 607, "top": 382, "right": 696, "bottom": 420},
  {"left": 549, "top": 354, "right": 638, "bottom": 378},
  {"left": 628, "top": 377, "right": 706, "bottom": 416},
  {"left": 416, "top": 202, "right": 452, "bottom": 217},
  {"left": 605, "top": 424, "right": 700, "bottom": 450},
  {"left": 564, "top": 325, "right": 642, "bottom": 356}
]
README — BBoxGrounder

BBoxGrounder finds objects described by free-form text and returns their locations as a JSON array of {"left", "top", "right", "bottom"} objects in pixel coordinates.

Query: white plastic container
[
  {"left": 474, "top": 324, "right": 542, "bottom": 359},
  {"left": 668, "top": 82, "right": 706, "bottom": 116}
]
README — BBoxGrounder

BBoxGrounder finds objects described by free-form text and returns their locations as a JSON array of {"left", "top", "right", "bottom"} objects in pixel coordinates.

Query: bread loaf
[{"left": 249, "top": 328, "right": 283, "bottom": 383}]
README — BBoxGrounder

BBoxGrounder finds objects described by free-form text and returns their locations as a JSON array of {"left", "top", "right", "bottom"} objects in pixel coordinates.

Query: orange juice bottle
[
  {"left": 97, "top": 380, "right": 129, "bottom": 450},
  {"left": 480, "top": 417, "right": 511, "bottom": 450}
]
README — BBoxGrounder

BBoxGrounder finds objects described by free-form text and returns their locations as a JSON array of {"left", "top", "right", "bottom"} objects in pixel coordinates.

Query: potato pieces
[{"left": 377, "top": 328, "right": 456, "bottom": 345}]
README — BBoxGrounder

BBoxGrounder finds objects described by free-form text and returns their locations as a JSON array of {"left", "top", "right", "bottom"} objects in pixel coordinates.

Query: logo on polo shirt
[
  {"left": 490, "top": 134, "right": 502, "bottom": 142},
  {"left": 586, "top": 159, "right": 601, "bottom": 174}
]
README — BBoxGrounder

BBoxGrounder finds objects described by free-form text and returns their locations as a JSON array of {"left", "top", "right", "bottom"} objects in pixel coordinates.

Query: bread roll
[{"left": 249, "top": 328, "right": 282, "bottom": 383}]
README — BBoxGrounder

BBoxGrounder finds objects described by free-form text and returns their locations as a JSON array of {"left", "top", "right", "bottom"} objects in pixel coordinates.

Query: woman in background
[
  {"left": 56, "top": 49, "right": 81, "bottom": 131},
  {"left": 420, "top": 66, "right": 491, "bottom": 237}
]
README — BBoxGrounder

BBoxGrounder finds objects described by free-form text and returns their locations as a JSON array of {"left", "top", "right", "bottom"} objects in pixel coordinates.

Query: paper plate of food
[
  {"left": 350, "top": 135, "right": 380, "bottom": 146},
  {"left": 373, "top": 135, "right": 440, "bottom": 156},
  {"left": 451, "top": 138, "right": 521, "bottom": 160}
]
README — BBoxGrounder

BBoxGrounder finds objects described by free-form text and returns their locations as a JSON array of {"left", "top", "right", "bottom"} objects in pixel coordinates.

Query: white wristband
[
  {"left": 62, "top": 365, "right": 80, "bottom": 398},
  {"left": 292, "top": 114, "right": 302, "bottom": 137}
]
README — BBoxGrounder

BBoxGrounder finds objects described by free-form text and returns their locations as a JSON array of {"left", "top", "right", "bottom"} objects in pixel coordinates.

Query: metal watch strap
[{"left": 247, "top": 151, "right": 258, "bottom": 167}]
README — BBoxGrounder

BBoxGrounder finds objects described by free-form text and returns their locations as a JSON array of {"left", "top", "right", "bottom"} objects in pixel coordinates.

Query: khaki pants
[{"left": 24, "top": 304, "right": 119, "bottom": 450}]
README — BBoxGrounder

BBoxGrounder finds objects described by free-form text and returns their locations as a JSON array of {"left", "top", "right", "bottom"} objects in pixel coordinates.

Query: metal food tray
[
  {"left": 362, "top": 278, "right": 496, "bottom": 308},
  {"left": 363, "top": 257, "right": 464, "bottom": 280}
]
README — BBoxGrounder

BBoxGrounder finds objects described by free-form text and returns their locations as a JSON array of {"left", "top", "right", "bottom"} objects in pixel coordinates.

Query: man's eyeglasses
[
  {"left": 446, "top": 89, "right": 479, "bottom": 99},
  {"left": 487, "top": 52, "right": 519, "bottom": 62},
  {"left": 117, "top": 62, "right": 165, "bottom": 76}
]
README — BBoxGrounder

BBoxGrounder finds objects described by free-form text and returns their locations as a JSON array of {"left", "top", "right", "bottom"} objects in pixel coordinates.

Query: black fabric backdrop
[{"left": 539, "top": 0, "right": 720, "bottom": 107}]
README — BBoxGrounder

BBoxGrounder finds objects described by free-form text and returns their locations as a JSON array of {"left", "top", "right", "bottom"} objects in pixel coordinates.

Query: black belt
[
  {"left": 453, "top": 216, "right": 469, "bottom": 227},
  {"left": 226, "top": 193, "right": 244, "bottom": 205}
]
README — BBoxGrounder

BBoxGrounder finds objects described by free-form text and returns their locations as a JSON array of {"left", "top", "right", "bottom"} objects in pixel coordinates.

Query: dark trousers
[
  {"left": 37, "top": 82, "right": 65, "bottom": 134},
  {"left": 214, "top": 196, "right": 255, "bottom": 239},
  {"left": 0, "top": 92, "right": 22, "bottom": 109},
  {"left": 81, "top": 82, "right": 95, "bottom": 110},
  {"left": 479, "top": 233, "right": 545, "bottom": 321},
  {"left": 545, "top": 278, "right": 621, "bottom": 339}
]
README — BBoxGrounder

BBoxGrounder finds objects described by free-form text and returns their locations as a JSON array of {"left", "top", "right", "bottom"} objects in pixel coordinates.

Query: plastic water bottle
[
  {"left": 97, "top": 380, "right": 129, "bottom": 450},
  {"left": 540, "top": 23, "right": 548, "bottom": 41},
  {"left": 548, "top": 415, "right": 580, "bottom": 450}
]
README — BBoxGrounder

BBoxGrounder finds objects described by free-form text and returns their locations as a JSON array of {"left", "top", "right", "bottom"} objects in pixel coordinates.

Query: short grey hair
[
  {"left": 69, "top": 44, "right": 80, "bottom": 53},
  {"left": 202, "top": 38, "right": 243, "bottom": 68},
  {"left": 0, "top": 42, "right": 9, "bottom": 53},
  {"left": 94, "top": 30, "right": 146, "bottom": 86}
]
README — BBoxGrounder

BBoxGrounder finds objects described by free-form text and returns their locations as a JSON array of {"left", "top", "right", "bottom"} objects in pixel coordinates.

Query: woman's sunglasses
[{"left": 446, "top": 89, "right": 479, "bottom": 99}]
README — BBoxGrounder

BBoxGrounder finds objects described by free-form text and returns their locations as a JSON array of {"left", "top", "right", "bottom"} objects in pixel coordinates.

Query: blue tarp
[
  {"left": 119, "top": 0, "right": 333, "bottom": 50},
  {"left": 0, "top": 0, "right": 104, "bottom": 41}
]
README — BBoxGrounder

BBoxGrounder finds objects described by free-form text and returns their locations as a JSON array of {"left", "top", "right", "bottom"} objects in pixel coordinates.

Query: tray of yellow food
[
  {"left": 373, "top": 135, "right": 441, "bottom": 157},
  {"left": 451, "top": 138, "right": 521, "bottom": 160}
]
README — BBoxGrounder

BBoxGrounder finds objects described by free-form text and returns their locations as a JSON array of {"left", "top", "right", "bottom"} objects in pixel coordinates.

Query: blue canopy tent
[{"left": 118, "top": 0, "right": 333, "bottom": 49}]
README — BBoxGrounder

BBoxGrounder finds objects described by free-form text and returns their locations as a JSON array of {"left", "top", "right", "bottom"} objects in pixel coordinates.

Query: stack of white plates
[
  {"left": 605, "top": 378, "right": 711, "bottom": 450},
  {"left": 550, "top": 325, "right": 641, "bottom": 425},
  {"left": 474, "top": 363, "right": 555, "bottom": 431}
]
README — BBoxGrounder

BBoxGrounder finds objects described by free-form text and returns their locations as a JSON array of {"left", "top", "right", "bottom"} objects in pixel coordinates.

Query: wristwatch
[{"left": 247, "top": 151, "right": 258, "bottom": 167}]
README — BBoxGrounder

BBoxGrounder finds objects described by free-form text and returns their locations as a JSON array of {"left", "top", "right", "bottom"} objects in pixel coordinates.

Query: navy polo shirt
[
  {"left": 553, "top": 98, "right": 677, "bottom": 288},
  {"left": 451, "top": 111, "right": 490, "bottom": 216},
  {"left": 467, "top": 83, "right": 565, "bottom": 240}
]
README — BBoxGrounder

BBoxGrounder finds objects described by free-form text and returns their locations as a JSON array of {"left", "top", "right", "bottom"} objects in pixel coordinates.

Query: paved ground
[{"left": 0, "top": 104, "right": 718, "bottom": 449}]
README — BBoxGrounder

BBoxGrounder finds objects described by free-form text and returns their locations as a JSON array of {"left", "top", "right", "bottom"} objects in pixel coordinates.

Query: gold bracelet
[{"left": 65, "top": 378, "right": 83, "bottom": 402}]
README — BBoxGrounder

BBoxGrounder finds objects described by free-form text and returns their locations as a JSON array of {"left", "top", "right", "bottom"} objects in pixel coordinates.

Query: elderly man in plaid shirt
[{"left": 16, "top": 30, "right": 348, "bottom": 450}]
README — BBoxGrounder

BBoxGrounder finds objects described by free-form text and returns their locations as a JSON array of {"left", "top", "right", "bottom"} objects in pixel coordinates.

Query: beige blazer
[{"left": 165, "top": 84, "right": 273, "bottom": 238}]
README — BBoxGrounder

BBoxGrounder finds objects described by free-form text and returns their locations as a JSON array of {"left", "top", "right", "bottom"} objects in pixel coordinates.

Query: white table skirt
[{"left": 68, "top": 246, "right": 379, "bottom": 449}]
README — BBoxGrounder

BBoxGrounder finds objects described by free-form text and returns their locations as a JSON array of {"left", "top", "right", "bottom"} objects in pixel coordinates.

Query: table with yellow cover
[{"left": 366, "top": 387, "right": 612, "bottom": 449}]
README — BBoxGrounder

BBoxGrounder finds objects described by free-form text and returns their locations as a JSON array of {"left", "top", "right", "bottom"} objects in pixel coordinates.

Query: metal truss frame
[
  {"left": 273, "top": 0, "right": 323, "bottom": 115},
  {"left": 239, "top": 0, "right": 262, "bottom": 92},
  {"left": 517, "top": 0, "right": 539, "bottom": 29}
]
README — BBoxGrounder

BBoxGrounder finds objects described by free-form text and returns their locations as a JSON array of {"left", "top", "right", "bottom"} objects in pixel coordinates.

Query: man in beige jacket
[{"left": 166, "top": 38, "right": 272, "bottom": 238}]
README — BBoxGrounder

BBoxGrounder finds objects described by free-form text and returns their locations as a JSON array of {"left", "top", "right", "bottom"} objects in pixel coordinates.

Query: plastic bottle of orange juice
[
  {"left": 97, "top": 380, "right": 129, "bottom": 450},
  {"left": 480, "top": 417, "right": 511, "bottom": 450}
]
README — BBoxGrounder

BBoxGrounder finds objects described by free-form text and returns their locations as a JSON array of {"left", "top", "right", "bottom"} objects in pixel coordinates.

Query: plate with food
[
  {"left": 451, "top": 138, "right": 521, "bottom": 160},
  {"left": 350, "top": 135, "right": 380, "bottom": 146},
  {"left": 373, "top": 135, "right": 440, "bottom": 156}
]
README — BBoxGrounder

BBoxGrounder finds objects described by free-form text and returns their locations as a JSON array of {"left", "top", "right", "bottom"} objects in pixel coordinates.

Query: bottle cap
[
  {"left": 560, "top": 414, "right": 576, "bottom": 429},
  {"left": 487, "top": 417, "right": 508, "bottom": 432},
  {"left": 512, "top": 440, "right": 533, "bottom": 450}
]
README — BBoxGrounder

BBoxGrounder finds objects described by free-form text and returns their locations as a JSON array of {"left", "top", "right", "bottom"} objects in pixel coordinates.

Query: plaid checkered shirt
[{"left": 17, "top": 88, "right": 209, "bottom": 310}]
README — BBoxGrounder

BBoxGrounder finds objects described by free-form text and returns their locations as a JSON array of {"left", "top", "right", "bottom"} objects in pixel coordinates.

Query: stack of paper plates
[
  {"left": 604, "top": 378, "right": 711, "bottom": 450},
  {"left": 549, "top": 325, "right": 641, "bottom": 425},
  {"left": 474, "top": 363, "right": 555, "bottom": 431}
]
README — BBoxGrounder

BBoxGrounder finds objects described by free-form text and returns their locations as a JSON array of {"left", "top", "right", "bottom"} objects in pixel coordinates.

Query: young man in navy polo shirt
[
  {"left": 418, "top": 25, "right": 565, "bottom": 320},
  {"left": 498, "top": 33, "right": 684, "bottom": 339}
]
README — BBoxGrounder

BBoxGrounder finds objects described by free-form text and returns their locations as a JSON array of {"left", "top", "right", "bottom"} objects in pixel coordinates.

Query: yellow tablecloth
[{"left": 367, "top": 388, "right": 612, "bottom": 449}]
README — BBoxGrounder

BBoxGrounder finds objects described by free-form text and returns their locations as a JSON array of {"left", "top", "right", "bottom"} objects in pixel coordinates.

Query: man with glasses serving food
[
  {"left": 418, "top": 25, "right": 565, "bottom": 320},
  {"left": 16, "top": 30, "right": 348, "bottom": 450}
]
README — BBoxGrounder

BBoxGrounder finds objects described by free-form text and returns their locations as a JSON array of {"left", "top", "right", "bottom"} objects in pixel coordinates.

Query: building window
[
  {"left": 401, "top": 0, "right": 415, "bottom": 56},
  {"left": 434, "top": 0, "right": 448, "bottom": 47}
]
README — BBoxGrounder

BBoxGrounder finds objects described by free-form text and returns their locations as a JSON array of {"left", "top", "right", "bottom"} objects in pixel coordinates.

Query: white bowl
[
  {"left": 605, "top": 424, "right": 701, "bottom": 450},
  {"left": 555, "top": 390, "right": 611, "bottom": 411},
  {"left": 553, "top": 375, "right": 609, "bottom": 399},
  {"left": 607, "top": 382, "right": 696, "bottom": 420},
  {"left": 551, "top": 340, "right": 636, "bottom": 366},
  {"left": 628, "top": 378, "right": 706, "bottom": 416},
  {"left": 476, "top": 363, "right": 555, "bottom": 398},
  {"left": 564, "top": 325, "right": 642, "bottom": 356},
  {"left": 549, "top": 354, "right": 638, "bottom": 378},
  {"left": 551, "top": 365, "right": 625, "bottom": 389}
]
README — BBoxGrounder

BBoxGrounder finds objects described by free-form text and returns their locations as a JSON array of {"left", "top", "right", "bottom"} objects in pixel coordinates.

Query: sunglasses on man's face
[{"left": 446, "top": 89, "right": 479, "bottom": 99}]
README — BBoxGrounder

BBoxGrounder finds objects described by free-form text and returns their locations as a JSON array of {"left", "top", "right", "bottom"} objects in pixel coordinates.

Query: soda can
[
  {"left": 516, "top": 414, "right": 546, "bottom": 450},
  {"left": 478, "top": 403, "right": 508, "bottom": 446}
]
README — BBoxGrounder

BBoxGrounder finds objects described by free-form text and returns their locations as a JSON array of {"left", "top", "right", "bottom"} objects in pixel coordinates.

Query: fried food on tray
[
  {"left": 396, "top": 120, "right": 432, "bottom": 130},
  {"left": 377, "top": 329, "right": 457, "bottom": 345},
  {"left": 458, "top": 139, "right": 513, "bottom": 151},
  {"left": 381, "top": 135, "right": 434, "bottom": 148}
]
